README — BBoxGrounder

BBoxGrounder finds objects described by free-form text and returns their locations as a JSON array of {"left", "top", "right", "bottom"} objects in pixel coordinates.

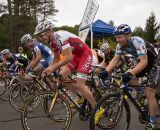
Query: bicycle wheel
[
  {"left": 90, "top": 93, "right": 131, "bottom": 130},
  {"left": 9, "top": 81, "right": 41, "bottom": 112},
  {"left": 43, "top": 93, "right": 70, "bottom": 122},
  {"left": 20, "top": 81, "right": 41, "bottom": 102},
  {"left": 0, "top": 77, "right": 7, "bottom": 96},
  {"left": 0, "top": 79, "right": 19, "bottom": 101},
  {"left": 21, "top": 91, "right": 72, "bottom": 130}
]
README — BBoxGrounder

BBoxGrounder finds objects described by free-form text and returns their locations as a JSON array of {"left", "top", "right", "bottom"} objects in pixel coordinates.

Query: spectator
[{"left": 15, "top": 46, "right": 28, "bottom": 59}]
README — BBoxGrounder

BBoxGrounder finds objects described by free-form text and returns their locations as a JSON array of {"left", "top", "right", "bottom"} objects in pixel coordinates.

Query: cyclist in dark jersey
[
  {"left": 99, "top": 24, "right": 159, "bottom": 129},
  {"left": 0, "top": 49, "right": 28, "bottom": 73}
]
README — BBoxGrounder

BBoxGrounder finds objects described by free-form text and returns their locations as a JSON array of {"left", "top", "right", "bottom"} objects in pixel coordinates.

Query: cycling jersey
[
  {"left": 32, "top": 42, "right": 54, "bottom": 68},
  {"left": 32, "top": 42, "right": 53, "bottom": 59},
  {"left": 50, "top": 30, "right": 92, "bottom": 79},
  {"left": 6, "top": 54, "right": 17, "bottom": 66},
  {"left": 115, "top": 36, "right": 158, "bottom": 77}
]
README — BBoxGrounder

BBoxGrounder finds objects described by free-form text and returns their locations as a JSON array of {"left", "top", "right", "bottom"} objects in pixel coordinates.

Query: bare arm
[
  {"left": 29, "top": 50, "right": 41, "bottom": 68},
  {"left": 128, "top": 55, "right": 148, "bottom": 75},
  {"left": 50, "top": 47, "right": 73, "bottom": 71},
  {"left": 28, "top": 55, "right": 35, "bottom": 68},
  {"left": 100, "top": 59, "right": 107, "bottom": 67},
  {"left": 106, "top": 54, "right": 121, "bottom": 73}
]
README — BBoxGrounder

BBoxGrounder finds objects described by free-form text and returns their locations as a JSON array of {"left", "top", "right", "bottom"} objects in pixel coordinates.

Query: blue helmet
[{"left": 113, "top": 24, "right": 132, "bottom": 35}]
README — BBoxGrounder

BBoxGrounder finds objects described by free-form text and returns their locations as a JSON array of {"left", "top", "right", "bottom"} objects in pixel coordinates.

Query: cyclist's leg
[
  {"left": 145, "top": 64, "right": 159, "bottom": 124},
  {"left": 76, "top": 54, "right": 96, "bottom": 108},
  {"left": 60, "top": 65, "right": 78, "bottom": 94},
  {"left": 76, "top": 76, "right": 96, "bottom": 108},
  {"left": 145, "top": 87, "right": 157, "bottom": 115}
]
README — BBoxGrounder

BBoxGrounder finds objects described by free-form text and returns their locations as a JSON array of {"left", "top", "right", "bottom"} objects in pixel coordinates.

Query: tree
[
  {"left": 54, "top": 24, "right": 80, "bottom": 35},
  {"left": 144, "top": 12, "right": 160, "bottom": 43},
  {"left": 0, "top": 0, "right": 58, "bottom": 52},
  {"left": 37, "top": 0, "right": 58, "bottom": 21},
  {"left": 7, "top": 0, "right": 14, "bottom": 51},
  {"left": 132, "top": 26, "right": 144, "bottom": 38},
  {"left": 108, "top": 20, "right": 114, "bottom": 26}
]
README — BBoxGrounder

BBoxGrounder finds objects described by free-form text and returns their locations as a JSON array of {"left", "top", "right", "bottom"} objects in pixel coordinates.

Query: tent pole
[{"left": 91, "top": 23, "right": 93, "bottom": 49}]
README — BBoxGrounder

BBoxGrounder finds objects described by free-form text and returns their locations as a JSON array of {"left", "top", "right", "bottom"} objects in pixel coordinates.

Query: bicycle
[
  {"left": 0, "top": 65, "right": 22, "bottom": 101},
  {"left": 90, "top": 75, "right": 160, "bottom": 130},
  {"left": 21, "top": 70, "right": 105, "bottom": 130},
  {"left": 9, "top": 72, "right": 47, "bottom": 112}
]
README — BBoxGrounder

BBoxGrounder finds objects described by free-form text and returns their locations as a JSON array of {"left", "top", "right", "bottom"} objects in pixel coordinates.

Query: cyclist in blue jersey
[
  {"left": 21, "top": 34, "right": 54, "bottom": 75},
  {"left": 98, "top": 24, "right": 160, "bottom": 129}
]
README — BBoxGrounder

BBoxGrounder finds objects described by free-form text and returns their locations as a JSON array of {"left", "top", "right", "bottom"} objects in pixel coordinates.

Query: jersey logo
[{"left": 81, "top": 55, "right": 92, "bottom": 71}]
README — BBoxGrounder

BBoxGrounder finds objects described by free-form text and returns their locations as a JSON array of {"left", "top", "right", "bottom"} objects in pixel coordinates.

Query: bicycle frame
[
  {"left": 47, "top": 77, "right": 98, "bottom": 115},
  {"left": 48, "top": 82, "right": 86, "bottom": 113},
  {"left": 122, "top": 86, "right": 149, "bottom": 122}
]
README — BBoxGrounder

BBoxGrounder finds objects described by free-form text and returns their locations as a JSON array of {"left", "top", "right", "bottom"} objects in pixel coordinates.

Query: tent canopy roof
[{"left": 90, "top": 19, "right": 115, "bottom": 37}]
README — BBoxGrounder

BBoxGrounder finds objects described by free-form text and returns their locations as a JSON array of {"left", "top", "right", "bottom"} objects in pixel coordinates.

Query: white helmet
[
  {"left": 1, "top": 49, "right": 10, "bottom": 55},
  {"left": 21, "top": 34, "right": 32, "bottom": 45},
  {"left": 100, "top": 42, "right": 110, "bottom": 53},
  {"left": 154, "top": 33, "right": 160, "bottom": 41},
  {"left": 34, "top": 20, "right": 54, "bottom": 35}
]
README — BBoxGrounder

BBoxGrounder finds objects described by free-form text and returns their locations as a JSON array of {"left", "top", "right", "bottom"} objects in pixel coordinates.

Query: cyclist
[
  {"left": 99, "top": 41, "right": 115, "bottom": 65},
  {"left": 21, "top": 34, "right": 54, "bottom": 75},
  {"left": 154, "top": 32, "right": 160, "bottom": 57},
  {"left": 98, "top": 24, "right": 159, "bottom": 129},
  {"left": 15, "top": 46, "right": 28, "bottom": 59},
  {"left": 0, "top": 49, "right": 26, "bottom": 73},
  {"left": 34, "top": 20, "right": 96, "bottom": 109}
]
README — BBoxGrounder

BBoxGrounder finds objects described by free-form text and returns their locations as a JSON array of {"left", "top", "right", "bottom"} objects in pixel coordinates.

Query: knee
[{"left": 76, "top": 80, "right": 86, "bottom": 89}]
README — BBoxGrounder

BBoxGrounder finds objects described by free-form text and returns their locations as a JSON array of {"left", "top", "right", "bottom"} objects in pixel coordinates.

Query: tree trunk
[{"left": 7, "top": 0, "right": 14, "bottom": 52}]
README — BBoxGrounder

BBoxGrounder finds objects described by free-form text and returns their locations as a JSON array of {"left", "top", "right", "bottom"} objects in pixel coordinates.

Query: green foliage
[
  {"left": 132, "top": 26, "right": 144, "bottom": 38},
  {"left": 0, "top": 15, "right": 10, "bottom": 49},
  {"left": 0, "top": 14, "right": 36, "bottom": 51},
  {"left": 0, "top": 0, "right": 58, "bottom": 52},
  {"left": 108, "top": 20, "right": 114, "bottom": 26},
  {"left": 144, "top": 12, "right": 160, "bottom": 43},
  {"left": 54, "top": 24, "right": 80, "bottom": 35}
]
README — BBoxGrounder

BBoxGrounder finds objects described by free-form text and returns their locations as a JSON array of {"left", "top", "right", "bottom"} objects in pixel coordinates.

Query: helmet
[
  {"left": 100, "top": 42, "right": 110, "bottom": 53},
  {"left": 113, "top": 24, "right": 132, "bottom": 35},
  {"left": 1, "top": 49, "right": 10, "bottom": 55},
  {"left": 21, "top": 34, "right": 32, "bottom": 45},
  {"left": 34, "top": 20, "right": 54, "bottom": 35},
  {"left": 154, "top": 33, "right": 160, "bottom": 40}
]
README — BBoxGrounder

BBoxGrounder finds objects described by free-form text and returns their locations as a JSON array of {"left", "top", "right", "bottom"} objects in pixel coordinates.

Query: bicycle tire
[
  {"left": 90, "top": 93, "right": 131, "bottom": 130},
  {"left": 21, "top": 91, "right": 72, "bottom": 130}
]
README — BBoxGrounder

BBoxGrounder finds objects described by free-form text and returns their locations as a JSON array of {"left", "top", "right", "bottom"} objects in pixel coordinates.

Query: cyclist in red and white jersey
[{"left": 34, "top": 20, "right": 96, "bottom": 108}]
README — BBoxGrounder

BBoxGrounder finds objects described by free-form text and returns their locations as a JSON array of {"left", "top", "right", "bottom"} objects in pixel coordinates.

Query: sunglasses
[{"left": 19, "top": 49, "right": 23, "bottom": 50}]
